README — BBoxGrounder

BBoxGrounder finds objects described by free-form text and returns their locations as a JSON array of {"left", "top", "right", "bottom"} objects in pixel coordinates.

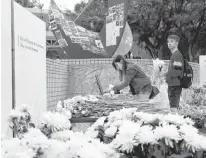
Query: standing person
[
  {"left": 111, "top": 55, "right": 156, "bottom": 101},
  {"left": 166, "top": 35, "right": 184, "bottom": 113}
]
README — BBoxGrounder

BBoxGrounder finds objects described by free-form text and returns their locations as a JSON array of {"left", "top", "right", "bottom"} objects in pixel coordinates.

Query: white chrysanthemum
[
  {"left": 135, "top": 125, "right": 157, "bottom": 145},
  {"left": 85, "top": 117, "right": 106, "bottom": 138},
  {"left": 85, "top": 129, "right": 99, "bottom": 138},
  {"left": 105, "top": 126, "right": 118, "bottom": 138},
  {"left": 41, "top": 111, "right": 71, "bottom": 132},
  {"left": 133, "top": 112, "right": 160, "bottom": 124},
  {"left": 154, "top": 124, "right": 181, "bottom": 147},
  {"left": 90, "top": 117, "right": 106, "bottom": 130},
  {"left": 78, "top": 143, "right": 106, "bottom": 158},
  {"left": 108, "top": 110, "right": 124, "bottom": 122},
  {"left": 160, "top": 114, "right": 192, "bottom": 126},
  {"left": 63, "top": 99, "right": 77, "bottom": 110},
  {"left": 71, "top": 95, "right": 87, "bottom": 103},
  {"left": 110, "top": 120, "right": 124, "bottom": 128},
  {"left": 112, "top": 121, "right": 141, "bottom": 153},
  {"left": 43, "top": 139, "right": 71, "bottom": 158},
  {"left": 108, "top": 108, "right": 137, "bottom": 124},
  {"left": 1, "top": 138, "right": 36, "bottom": 158},
  {"left": 91, "top": 139, "right": 119, "bottom": 158},
  {"left": 8, "top": 109, "right": 21, "bottom": 122},
  {"left": 179, "top": 124, "right": 198, "bottom": 137},
  {"left": 51, "top": 130, "right": 73, "bottom": 141},
  {"left": 62, "top": 110, "right": 72, "bottom": 120},
  {"left": 85, "top": 95, "right": 99, "bottom": 102},
  {"left": 183, "top": 133, "right": 206, "bottom": 152},
  {"left": 56, "top": 101, "right": 63, "bottom": 111},
  {"left": 16, "top": 104, "right": 31, "bottom": 113},
  {"left": 22, "top": 128, "right": 49, "bottom": 153}
]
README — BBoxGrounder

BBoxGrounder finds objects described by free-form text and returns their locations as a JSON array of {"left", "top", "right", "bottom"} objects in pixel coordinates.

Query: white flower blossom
[
  {"left": 183, "top": 133, "right": 206, "bottom": 152},
  {"left": 134, "top": 112, "right": 160, "bottom": 124},
  {"left": 40, "top": 111, "right": 71, "bottom": 132},
  {"left": 135, "top": 125, "right": 157, "bottom": 145},
  {"left": 8, "top": 109, "right": 21, "bottom": 122},
  {"left": 154, "top": 124, "right": 181, "bottom": 144},
  {"left": 51, "top": 130, "right": 74, "bottom": 141},
  {"left": 1, "top": 138, "right": 36, "bottom": 158},
  {"left": 160, "top": 114, "right": 193, "bottom": 126},
  {"left": 112, "top": 121, "right": 141, "bottom": 153},
  {"left": 16, "top": 104, "right": 31, "bottom": 113}
]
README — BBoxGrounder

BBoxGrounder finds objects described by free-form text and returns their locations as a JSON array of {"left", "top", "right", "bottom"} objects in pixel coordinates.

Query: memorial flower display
[
  {"left": 87, "top": 108, "right": 206, "bottom": 158},
  {"left": 3, "top": 105, "right": 120, "bottom": 158}
]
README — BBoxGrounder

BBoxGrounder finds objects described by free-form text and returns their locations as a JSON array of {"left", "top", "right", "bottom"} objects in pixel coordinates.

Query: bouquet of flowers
[
  {"left": 8, "top": 104, "right": 32, "bottom": 137},
  {"left": 87, "top": 108, "right": 206, "bottom": 158},
  {"left": 3, "top": 104, "right": 120, "bottom": 158}
]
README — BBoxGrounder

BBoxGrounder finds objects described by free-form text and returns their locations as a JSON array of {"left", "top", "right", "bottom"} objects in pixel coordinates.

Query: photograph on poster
[
  {"left": 50, "top": 5, "right": 59, "bottom": 13},
  {"left": 116, "top": 21, "right": 120, "bottom": 26},
  {"left": 106, "top": 16, "right": 113, "bottom": 24},
  {"left": 81, "top": 44, "right": 92, "bottom": 51},
  {"left": 58, "top": 38, "right": 68, "bottom": 47},
  {"left": 49, "top": 21, "right": 57, "bottom": 30},
  {"left": 76, "top": 26, "right": 86, "bottom": 32},
  {"left": 108, "top": 6, "right": 113, "bottom": 14},
  {"left": 113, "top": 14, "right": 116, "bottom": 21},
  {"left": 54, "top": 13, "right": 64, "bottom": 19},
  {"left": 55, "top": 18, "right": 61, "bottom": 24},
  {"left": 78, "top": 32, "right": 88, "bottom": 38},
  {"left": 95, "top": 40, "right": 104, "bottom": 48},
  {"left": 70, "top": 37, "right": 81, "bottom": 43},
  {"left": 49, "top": 14, "right": 55, "bottom": 22},
  {"left": 68, "top": 21, "right": 75, "bottom": 27},
  {"left": 64, "top": 28, "right": 72, "bottom": 36},
  {"left": 112, "top": 6, "right": 116, "bottom": 14},
  {"left": 61, "top": 19, "right": 68, "bottom": 28},
  {"left": 80, "top": 39, "right": 90, "bottom": 44},
  {"left": 119, "top": 20, "right": 123, "bottom": 28},
  {"left": 55, "top": 30, "right": 63, "bottom": 40}
]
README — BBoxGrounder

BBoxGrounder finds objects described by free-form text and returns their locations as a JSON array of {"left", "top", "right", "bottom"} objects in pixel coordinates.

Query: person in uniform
[
  {"left": 111, "top": 55, "right": 154, "bottom": 101},
  {"left": 166, "top": 35, "right": 184, "bottom": 113}
]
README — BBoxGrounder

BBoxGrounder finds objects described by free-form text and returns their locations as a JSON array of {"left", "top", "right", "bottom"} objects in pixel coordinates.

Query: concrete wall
[{"left": 46, "top": 58, "right": 200, "bottom": 109}]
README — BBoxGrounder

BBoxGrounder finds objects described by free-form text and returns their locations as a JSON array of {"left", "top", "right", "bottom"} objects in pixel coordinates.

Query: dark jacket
[
  {"left": 113, "top": 63, "right": 151, "bottom": 95},
  {"left": 166, "top": 50, "right": 184, "bottom": 86}
]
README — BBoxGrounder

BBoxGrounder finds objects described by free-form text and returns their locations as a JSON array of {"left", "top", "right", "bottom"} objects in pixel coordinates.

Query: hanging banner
[
  {"left": 49, "top": 0, "right": 107, "bottom": 59},
  {"left": 49, "top": 0, "right": 132, "bottom": 58},
  {"left": 99, "top": 0, "right": 133, "bottom": 57}
]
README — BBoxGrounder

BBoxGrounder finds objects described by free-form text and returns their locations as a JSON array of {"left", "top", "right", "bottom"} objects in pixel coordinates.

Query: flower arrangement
[
  {"left": 87, "top": 108, "right": 206, "bottom": 158},
  {"left": 3, "top": 104, "right": 120, "bottom": 158},
  {"left": 8, "top": 104, "right": 32, "bottom": 137}
]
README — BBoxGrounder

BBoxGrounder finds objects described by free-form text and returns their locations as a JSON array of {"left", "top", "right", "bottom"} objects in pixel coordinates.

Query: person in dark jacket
[
  {"left": 111, "top": 55, "right": 153, "bottom": 101},
  {"left": 166, "top": 35, "right": 184, "bottom": 113}
]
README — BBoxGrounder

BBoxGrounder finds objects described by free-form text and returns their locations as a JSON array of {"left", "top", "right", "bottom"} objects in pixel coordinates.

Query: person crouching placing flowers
[{"left": 111, "top": 55, "right": 159, "bottom": 101}]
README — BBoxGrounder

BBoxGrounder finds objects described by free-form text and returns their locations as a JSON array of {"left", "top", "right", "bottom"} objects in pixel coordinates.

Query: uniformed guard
[{"left": 166, "top": 34, "right": 184, "bottom": 113}]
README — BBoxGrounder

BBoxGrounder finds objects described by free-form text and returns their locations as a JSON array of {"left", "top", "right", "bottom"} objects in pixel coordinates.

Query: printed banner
[
  {"left": 49, "top": 0, "right": 132, "bottom": 58},
  {"left": 49, "top": 0, "right": 107, "bottom": 58}
]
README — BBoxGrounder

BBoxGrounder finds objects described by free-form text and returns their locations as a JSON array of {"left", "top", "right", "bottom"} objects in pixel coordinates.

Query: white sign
[
  {"left": 14, "top": 2, "right": 47, "bottom": 125},
  {"left": 1, "top": 0, "right": 13, "bottom": 137},
  {"left": 199, "top": 55, "right": 206, "bottom": 85}
]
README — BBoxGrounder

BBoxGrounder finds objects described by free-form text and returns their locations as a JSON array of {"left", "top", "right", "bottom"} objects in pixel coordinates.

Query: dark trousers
[{"left": 168, "top": 86, "right": 182, "bottom": 108}]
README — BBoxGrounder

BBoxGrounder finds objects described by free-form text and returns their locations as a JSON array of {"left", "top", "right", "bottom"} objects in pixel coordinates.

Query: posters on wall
[
  {"left": 106, "top": 2, "right": 124, "bottom": 47},
  {"left": 48, "top": 2, "right": 106, "bottom": 55}
]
